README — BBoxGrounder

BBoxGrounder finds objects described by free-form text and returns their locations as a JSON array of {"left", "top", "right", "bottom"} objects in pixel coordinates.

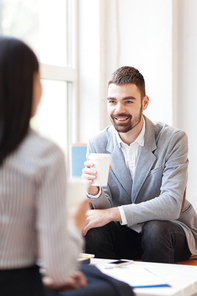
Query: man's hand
[
  {"left": 42, "top": 271, "right": 87, "bottom": 292},
  {"left": 81, "top": 160, "right": 99, "bottom": 195},
  {"left": 83, "top": 207, "right": 121, "bottom": 236},
  {"left": 81, "top": 160, "right": 112, "bottom": 196}
]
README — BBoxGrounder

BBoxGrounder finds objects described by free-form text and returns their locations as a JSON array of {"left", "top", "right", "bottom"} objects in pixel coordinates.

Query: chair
[{"left": 71, "top": 143, "right": 87, "bottom": 177}]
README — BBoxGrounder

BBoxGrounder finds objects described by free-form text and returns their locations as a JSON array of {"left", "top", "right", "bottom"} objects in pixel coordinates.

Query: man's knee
[
  {"left": 141, "top": 220, "right": 172, "bottom": 252},
  {"left": 86, "top": 222, "right": 114, "bottom": 242},
  {"left": 85, "top": 227, "right": 102, "bottom": 251},
  {"left": 141, "top": 220, "right": 189, "bottom": 263},
  {"left": 141, "top": 220, "right": 176, "bottom": 262},
  {"left": 85, "top": 222, "right": 117, "bottom": 258},
  {"left": 142, "top": 220, "right": 168, "bottom": 240}
]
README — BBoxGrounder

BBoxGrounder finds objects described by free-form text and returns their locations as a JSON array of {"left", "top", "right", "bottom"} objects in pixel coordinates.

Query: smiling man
[{"left": 82, "top": 66, "right": 197, "bottom": 263}]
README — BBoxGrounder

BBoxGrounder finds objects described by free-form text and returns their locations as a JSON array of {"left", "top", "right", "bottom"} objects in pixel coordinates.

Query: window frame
[
  {"left": 38, "top": 0, "right": 79, "bottom": 173},
  {"left": 0, "top": 0, "right": 79, "bottom": 174}
]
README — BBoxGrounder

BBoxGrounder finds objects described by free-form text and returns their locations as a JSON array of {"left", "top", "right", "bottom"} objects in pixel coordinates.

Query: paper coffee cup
[
  {"left": 67, "top": 177, "right": 88, "bottom": 207},
  {"left": 89, "top": 153, "right": 111, "bottom": 186}
]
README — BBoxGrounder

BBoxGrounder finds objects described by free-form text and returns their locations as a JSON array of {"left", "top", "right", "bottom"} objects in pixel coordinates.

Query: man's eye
[
  {"left": 108, "top": 100, "right": 115, "bottom": 104},
  {"left": 126, "top": 101, "right": 133, "bottom": 104}
]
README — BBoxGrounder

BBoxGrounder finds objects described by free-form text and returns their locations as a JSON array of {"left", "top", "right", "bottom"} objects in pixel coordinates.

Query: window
[{"left": 0, "top": 0, "right": 77, "bottom": 171}]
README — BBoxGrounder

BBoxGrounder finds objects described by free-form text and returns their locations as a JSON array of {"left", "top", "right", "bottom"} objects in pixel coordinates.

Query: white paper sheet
[{"left": 99, "top": 265, "right": 170, "bottom": 288}]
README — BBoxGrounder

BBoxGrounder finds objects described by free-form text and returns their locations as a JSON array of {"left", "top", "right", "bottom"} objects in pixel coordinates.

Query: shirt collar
[{"left": 116, "top": 116, "right": 145, "bottom": 147}]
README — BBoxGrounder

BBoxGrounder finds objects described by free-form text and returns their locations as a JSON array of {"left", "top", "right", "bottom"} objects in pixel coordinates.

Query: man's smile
[
  {"left": 112, "top": 114, "right": 131, "bottom": 123},
  {"left": 115, "top": 116, "right": 129, "bottom": 122}
]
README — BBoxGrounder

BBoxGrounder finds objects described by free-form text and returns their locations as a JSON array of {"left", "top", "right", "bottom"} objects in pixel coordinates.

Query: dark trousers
[
  {"left": 0, "top": 265, "right": 46, "bottom": 296},
  {"left": 85, "top": 220, "right": 191, "bottom": 263}
]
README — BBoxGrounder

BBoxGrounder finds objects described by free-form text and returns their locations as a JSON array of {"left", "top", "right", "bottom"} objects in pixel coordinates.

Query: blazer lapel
[
  {"left": 132, "top": 116, "right": 157, "bottom": 203},
  {"left": 107, "top": 127, "right": 132, "bottom": 197}
]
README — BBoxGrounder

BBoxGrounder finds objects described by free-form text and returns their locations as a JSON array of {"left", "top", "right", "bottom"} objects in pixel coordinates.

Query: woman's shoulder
[
  {"left": 13, "top": 129, "right": 66, "bottom": 171},
  {"left": 24, "top": 128, "right": 63, "bottom": 155}
]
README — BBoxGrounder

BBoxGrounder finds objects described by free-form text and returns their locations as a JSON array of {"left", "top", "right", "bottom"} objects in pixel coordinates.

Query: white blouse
[{"left": 0, "top": 128, "right": 82, "bottom": 285}]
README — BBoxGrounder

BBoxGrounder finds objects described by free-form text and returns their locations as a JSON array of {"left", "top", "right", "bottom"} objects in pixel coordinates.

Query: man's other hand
[{"left": 82, "top": 207, "right": 121, "bottom": 236}]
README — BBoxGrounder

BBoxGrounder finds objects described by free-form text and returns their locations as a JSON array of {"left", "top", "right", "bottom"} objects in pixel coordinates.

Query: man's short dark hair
[{"left": 108, "top": 66, "right": 146, "bottom": 98}]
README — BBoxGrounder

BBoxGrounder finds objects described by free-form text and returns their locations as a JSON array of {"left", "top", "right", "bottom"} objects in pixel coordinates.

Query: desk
[{"left": 91, "top": 258, "right": 197, "bottom": 296}]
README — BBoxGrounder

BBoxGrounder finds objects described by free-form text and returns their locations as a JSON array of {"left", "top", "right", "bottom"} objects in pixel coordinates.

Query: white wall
[
  {"left": 78, "top": 0, "right": 101, "bottom": 142},
  {"left": 173, "top": 0, "right": 197, "bottom": 210},
  {"left": 106, "top": 0, "right": 173, "bottom": 125}
]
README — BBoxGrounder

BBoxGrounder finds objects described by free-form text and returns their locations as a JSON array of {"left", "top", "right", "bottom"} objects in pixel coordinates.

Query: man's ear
[{"left": 142, "top": 95, "right": 149, "bottom": 110}]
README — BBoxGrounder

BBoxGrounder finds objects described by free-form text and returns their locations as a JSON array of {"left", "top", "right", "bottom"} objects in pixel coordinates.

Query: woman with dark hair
[{"left": 0, "top": 36, "right": 87, "bottom": 296}]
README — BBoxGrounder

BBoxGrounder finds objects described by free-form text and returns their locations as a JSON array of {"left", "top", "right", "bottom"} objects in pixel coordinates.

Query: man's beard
[{"left": 110, "top": 105, "right": 143, "bottom": 133}]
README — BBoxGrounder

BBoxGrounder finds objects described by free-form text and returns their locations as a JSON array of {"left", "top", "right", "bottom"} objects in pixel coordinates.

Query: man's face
[{"left": 107, "top": 83, "right": 148, "bottom": 133}]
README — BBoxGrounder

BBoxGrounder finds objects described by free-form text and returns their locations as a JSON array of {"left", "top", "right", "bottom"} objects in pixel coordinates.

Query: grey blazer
[{"left": 87, "top": 116, "right": 197, "bottom": 255}]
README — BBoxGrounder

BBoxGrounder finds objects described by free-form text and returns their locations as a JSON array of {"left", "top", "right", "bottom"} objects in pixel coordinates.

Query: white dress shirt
[{"left": 117, "top": 119, "right": 145, "bottom": 230}]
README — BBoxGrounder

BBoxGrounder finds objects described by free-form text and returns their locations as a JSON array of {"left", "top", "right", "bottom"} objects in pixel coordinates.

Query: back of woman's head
[{"left": 0, "top": 36, "right": 39, "bottom": 165}]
